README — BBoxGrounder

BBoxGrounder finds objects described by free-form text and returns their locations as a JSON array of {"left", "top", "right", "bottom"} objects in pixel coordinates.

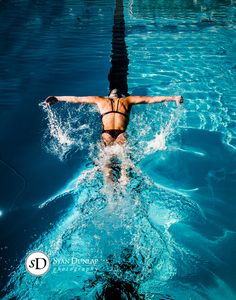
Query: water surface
[{"left": 1, "top": 0, "right": 236, "bottom": 299}]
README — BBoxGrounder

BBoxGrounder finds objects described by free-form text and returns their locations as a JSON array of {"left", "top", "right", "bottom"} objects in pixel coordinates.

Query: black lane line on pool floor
[{"left": 108, "top": 0, "right": 129, "bottom": 96}]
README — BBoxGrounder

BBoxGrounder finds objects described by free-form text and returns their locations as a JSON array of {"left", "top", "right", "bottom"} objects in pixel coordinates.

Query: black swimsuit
[{"left": 101, "top": 98, "right": 129, "bottom": 139}]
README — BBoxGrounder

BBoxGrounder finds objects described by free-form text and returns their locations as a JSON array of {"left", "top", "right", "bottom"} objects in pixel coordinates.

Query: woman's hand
[
  {"left": 44, "top": 96, "right": 58, "bottom": 106},
  {"left": 175, "top": 96, "right": 183, "bottom": 105}
]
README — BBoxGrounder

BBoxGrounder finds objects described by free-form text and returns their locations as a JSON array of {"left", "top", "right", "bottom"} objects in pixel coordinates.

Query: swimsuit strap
[
  {"left": 116, "top": 98, "right": 120, "bottom": 112},
  {"left": 110, "top": 98, "right": 114, "bottom": 112},
  {"left": 101, "top": 98, "right": 129, "bottom": 119},
  {"left": 101, "top": 111, "right": 129, "bottom": 118}
]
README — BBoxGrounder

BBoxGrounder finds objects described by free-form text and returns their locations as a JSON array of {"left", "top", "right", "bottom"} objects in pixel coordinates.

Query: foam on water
[{"left": 4, "top": 159, "right": 204, "bottom": 299}]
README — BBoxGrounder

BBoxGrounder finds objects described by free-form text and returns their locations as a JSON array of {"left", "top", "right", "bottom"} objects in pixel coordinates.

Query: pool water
[{"left": 0, "top": 0, "right": 236, "bottom": 299}]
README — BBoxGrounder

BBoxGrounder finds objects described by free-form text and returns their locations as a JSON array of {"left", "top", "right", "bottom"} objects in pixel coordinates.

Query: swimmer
[{"left": 44, "top": 89, "right": 183, "bottom": 184}]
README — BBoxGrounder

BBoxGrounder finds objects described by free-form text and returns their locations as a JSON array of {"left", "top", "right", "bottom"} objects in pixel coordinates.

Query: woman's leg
[
  {"left": 101, "top": 133, "right": 115, "bottom": 184},
  {"left": 101, "top": 132, "right": 115, "bottom": 146},
  {"left": 101, "top": 132, "right": 129, "bottom": 185},
  {"left": 115, "top": 133, "right": 129, "bottom": 185}
]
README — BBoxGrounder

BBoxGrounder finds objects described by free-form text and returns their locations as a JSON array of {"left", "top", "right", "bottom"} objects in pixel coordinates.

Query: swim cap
[{"left": 108, "top": 88, "right": 122, "bottom": 98}]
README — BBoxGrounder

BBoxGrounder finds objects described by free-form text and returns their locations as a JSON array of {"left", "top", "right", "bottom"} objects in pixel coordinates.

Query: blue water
[{"left": 0, "top": 0, "right": 236, "bottom": 299}]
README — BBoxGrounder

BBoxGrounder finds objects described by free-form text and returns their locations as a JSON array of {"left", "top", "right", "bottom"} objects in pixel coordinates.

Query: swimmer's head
[{"left": 108, "top": 88, "right": 122, "bottom": 99}]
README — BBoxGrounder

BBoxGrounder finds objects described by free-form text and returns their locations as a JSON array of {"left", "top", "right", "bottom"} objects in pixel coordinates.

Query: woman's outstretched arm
[
  {"left": 127, "top": 95, "right": 183, "bottom": 105},
  {"left": 44, "top": 96, "right": 103, "bottom": 106}
]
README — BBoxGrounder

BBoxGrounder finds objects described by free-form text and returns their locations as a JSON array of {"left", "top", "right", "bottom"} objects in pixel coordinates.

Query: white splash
[
  {"left": 145, "top": 131, "right": 167, "bottom": 154},
  {"left": 144, "top": 112, "right": 177, "bottom": 155},
  {"left": 46, "top": 105, "right": 74, "bottom": 146}
]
